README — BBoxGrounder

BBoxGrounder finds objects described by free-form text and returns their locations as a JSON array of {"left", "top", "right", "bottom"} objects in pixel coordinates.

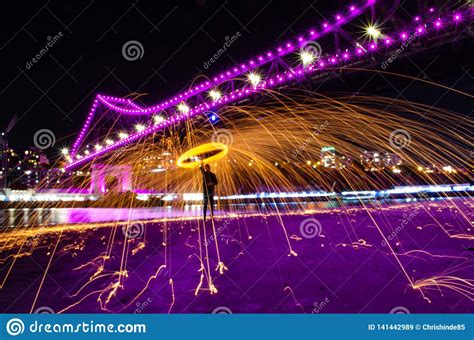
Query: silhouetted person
[{"left": 201, "top": 163, "right": 218, "bottom": 222}]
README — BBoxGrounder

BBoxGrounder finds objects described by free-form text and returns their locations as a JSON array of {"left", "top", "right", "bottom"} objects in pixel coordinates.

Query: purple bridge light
[{"left": 65, "top": 2, "right": 471, "bottom": 170}]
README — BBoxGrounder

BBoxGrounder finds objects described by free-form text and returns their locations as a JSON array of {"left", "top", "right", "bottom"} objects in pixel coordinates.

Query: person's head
[{"left": 204, "top": 164, "right": 211, "bottom": 172}]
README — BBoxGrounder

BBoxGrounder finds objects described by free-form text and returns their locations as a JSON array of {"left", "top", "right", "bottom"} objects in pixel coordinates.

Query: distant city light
[{"left": 442, "top": 165, "right": 457, "bottom": 173}]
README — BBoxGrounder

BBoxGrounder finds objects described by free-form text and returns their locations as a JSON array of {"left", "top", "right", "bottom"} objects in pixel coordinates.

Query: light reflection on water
[{"left": 0, "top": 198, "right": 445, "bottom": 228}]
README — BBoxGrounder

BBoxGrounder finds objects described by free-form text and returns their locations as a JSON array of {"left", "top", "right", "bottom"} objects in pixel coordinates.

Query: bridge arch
[{"left": 90, "top": 164, "right": 132, "bottom": 194}]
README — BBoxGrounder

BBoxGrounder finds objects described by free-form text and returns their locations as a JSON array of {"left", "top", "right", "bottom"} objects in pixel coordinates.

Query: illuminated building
[
  {"left": 142, "top": 150, "right": 176, "bottom": 173},
  {"left": 360, "top": 151, "right": 402, "bottom": 171},
  {"left": 0, "top": 132, "right": 7, "bottom": 189},
  {"left": 4, "top": 147, "right": 50, "bottom": 189},
  {"left": 321, "top": 146, "right": 336, "bottom": 169},
  {"left": 319, "top": 147, "right": 352, "bottom": 170}
]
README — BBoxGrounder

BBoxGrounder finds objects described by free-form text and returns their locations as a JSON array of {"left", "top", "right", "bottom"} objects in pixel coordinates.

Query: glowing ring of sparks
[{"left": 177, "top": 142, "right": 229, "bottom": 168}]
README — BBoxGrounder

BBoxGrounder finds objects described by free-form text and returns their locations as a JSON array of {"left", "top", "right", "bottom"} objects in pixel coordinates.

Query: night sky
[{"left": 1, "top": 0, "right": 472, "bottom": 157}]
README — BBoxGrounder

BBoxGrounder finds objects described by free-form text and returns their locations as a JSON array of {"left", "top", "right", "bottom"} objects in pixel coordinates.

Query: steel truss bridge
[{"left": 64, "top": 0, "right": 473, "bottom": 170}]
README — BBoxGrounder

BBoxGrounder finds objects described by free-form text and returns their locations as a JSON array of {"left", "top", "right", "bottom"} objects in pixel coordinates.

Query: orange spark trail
[{"left": 30, "top": 230, "right": 63, "bottom": 313}]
